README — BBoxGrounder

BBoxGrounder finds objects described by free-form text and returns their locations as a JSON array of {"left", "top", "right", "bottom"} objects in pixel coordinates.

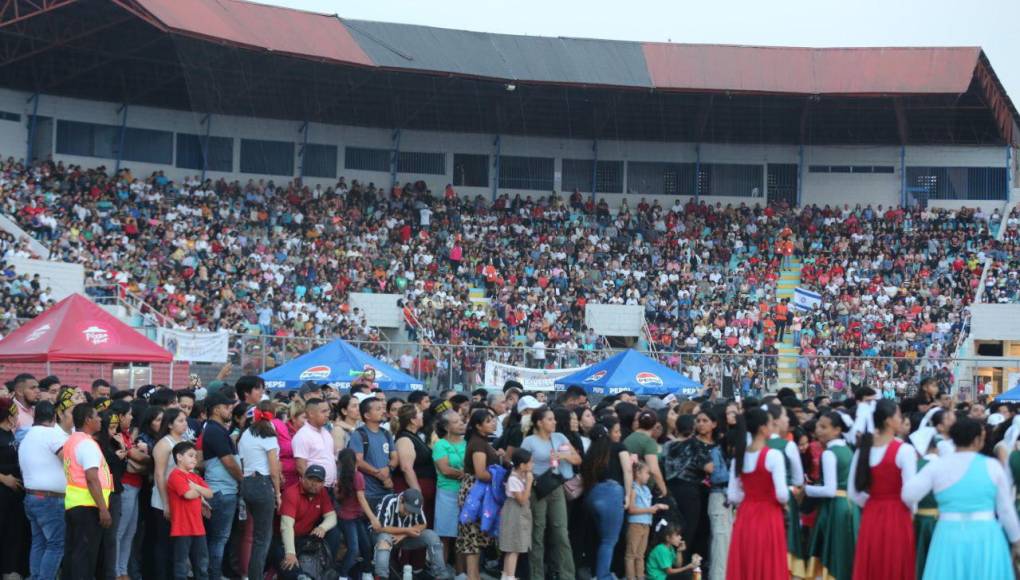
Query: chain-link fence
[{"left": 179, "top": 333, "right": 1018, "bottom": 401}]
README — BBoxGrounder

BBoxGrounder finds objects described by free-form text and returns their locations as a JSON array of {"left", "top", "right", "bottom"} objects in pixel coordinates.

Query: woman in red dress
[
  {"left": 849, "top": 399, "right": 917, "bottom": 580},
  {"left": 726, "top": 407, "right": 789, "bottom": 580}
]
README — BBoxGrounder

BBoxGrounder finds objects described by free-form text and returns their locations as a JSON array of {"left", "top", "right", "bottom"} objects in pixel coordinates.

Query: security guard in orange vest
[{"left": 62, "top": 403, "right": 113, "bottom": 580}]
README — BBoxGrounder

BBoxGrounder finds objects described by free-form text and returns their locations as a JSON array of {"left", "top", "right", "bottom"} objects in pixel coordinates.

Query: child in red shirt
[{"left": 167, "top": 441, "right": 213, "bottom": 580}]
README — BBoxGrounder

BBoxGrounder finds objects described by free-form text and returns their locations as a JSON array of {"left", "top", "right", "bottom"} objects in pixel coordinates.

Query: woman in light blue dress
[{"left": 902, "top": 417, "right": 1020, "bottom": 580}]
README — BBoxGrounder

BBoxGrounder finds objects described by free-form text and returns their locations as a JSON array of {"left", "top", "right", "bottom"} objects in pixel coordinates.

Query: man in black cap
[
  {"left": 202, "top": 390, "right": 241, "bottom": 580},
  {"left": 272, "top": 464, "right": 337, "bottom": 579},
  {"left": 372, "top": 488, "right": 452, "bottom": 579}
]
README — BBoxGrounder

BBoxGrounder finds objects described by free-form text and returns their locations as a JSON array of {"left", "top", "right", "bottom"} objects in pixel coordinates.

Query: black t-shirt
[
  {"left": 100, "top": 438, "right": 126, "bottom": 494},
  {"left": 602, "top": 442, "right": 626, "bottom": 486}
]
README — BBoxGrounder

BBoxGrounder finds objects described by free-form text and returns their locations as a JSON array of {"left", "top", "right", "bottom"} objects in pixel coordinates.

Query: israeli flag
[{"left": 792, "top": 287, "right": 822, "bottom": 312}]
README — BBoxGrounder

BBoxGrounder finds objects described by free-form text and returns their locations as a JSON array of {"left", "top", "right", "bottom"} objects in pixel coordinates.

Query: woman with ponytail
[
  {"left": 725, "top": 407, "right": 789, "bottom": 580},
  {"left": 805, "top": 411, "right": 859, "bottom": 580},
  {"left": 763, "top": 403, "right": 807, "bottom": 577},
  {"left": 848, "top": 399, "right": 916, "bottom": 580},
  {"left": 237, "top": 400, "right": 281, "bottom": 580}
]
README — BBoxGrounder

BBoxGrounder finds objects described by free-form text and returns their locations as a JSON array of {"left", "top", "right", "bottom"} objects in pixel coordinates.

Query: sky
[{"left": 253, "top": 0, "right": 1020, "bottom": 100}]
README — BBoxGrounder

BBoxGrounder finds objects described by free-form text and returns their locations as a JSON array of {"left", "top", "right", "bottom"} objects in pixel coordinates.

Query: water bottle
[
  {"left": 402, "top": 564, "right": 413, "bottom": 580},
  {"left": 238, "top": 499, "right": 247, "bottom": 521}
]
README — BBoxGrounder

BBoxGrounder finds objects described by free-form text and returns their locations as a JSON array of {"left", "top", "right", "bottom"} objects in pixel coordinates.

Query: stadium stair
[{"left": 775, "top": 257, "right": 802, "bottom": 394}]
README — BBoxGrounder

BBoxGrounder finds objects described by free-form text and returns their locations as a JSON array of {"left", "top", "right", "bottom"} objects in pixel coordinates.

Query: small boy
[{"left": 167, "top": 441, "right": 213, "bottom": 580}]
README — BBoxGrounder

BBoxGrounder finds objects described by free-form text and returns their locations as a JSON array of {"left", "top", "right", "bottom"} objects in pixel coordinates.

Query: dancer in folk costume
[
  {"left": 903, "top": 417, "right": 1020, "bottom": 580},
  {"left": 764, "top": 403, "right": 807, "bottom": 578},
  {"left": 848, "top": 400, "right": 917, "bottom": 580},
  {"left": 726, "top": 407, "right": 789, "bottom": 580},
  {"left": 907, "top": 408, "right": 941, "bottom": 579},
  {"left": 805, "top": 411, "right": 859, "bottom": 580}
]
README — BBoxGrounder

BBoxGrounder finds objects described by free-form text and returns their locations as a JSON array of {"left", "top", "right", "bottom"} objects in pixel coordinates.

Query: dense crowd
[
  {"left": 2, "top": 157, "right": 1011, "bottom": 397},
  {"left": 1, "top": 371, "right": 1020, "bottom": 580}
]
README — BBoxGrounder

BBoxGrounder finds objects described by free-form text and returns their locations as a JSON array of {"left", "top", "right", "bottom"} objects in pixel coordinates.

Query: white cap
[
  {"left": 517, "top": 395, "right": 542, "bottom": 413},
  {"left": 988, "top": 413, "right": 1006, "bottom": 427},
  {"left": 354, "top": 392, "right": 373, "bottom": 403}
]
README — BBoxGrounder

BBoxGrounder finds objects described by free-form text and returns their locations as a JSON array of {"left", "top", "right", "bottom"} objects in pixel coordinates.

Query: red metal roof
[
  {"left": 132, "top": 0, "right": 372, "bottom": 67},
  {"left": 0, "top": 294, "right": 173, "bottom": 363},
  {"left": 641, "top": 44, "right": 983, "bottom": 95}
]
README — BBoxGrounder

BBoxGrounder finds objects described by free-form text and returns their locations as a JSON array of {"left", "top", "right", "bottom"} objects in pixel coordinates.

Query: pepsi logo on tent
[
  {"left": 635, "top": 372, "right": 663, "bottom": 386},
  {"left": 299, "top": 365, "right": 331, "bottom": 380},
  {"left": 584, "top": 370, "right": 607, "bottom": 382}
]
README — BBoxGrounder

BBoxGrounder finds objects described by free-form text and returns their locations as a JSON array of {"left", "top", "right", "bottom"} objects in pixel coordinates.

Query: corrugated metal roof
[
  {"left": 342, "top": 19, "right": 652, "bottom": 87},
  {"left": 133, "top": 0, "right": 373, "bottom": 67},
  {"left": 641, "top": 44, "right": 982, "bottom": 95},
  {"left": 130, "top": 0, "right": 989, "bottom": 98}
]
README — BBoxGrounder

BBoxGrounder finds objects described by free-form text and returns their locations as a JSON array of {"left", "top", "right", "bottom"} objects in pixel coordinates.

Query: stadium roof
[{"left": 1, "top": 0, "right": 1017, "bottom": 145}]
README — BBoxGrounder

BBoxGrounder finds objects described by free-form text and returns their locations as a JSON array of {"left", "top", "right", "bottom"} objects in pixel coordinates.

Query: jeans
[
  {"left": 173, "top": 536, "right": 209, "bottom": 580},
  {"left": 101, "top": 493, "right": 122, "bottom": 580},
  {"left": 240, "top": 474, "right": 275, "bottom": 580},
  {"left": 205, "top": 492, "right": 237, "bottom": 580},
  {"left": 707, "top": 492, "right": 734, "bottom": 580},
  {"left": 24, "top": 493, "right": 65, "bottom": 580},
  {"left": 144, "top": 506, "right": 173, "bottom": 580},
  {"left": 530, "top": 485, "right": 575, "bottom": 580},
  {"left": 115, "top": 484, "right": 140, "bottom": 577},
  {"left": 373, "top": 529, "right": 450, "bottom": 579},
  {"left": 585, "top": 481, "right": 625, "bottom": 580},
  {"left": 64, "top": 506, "right": 102, "bottom": 580},
  {"left": 339, "top": 517, "right": 372, "bottom": 576}
]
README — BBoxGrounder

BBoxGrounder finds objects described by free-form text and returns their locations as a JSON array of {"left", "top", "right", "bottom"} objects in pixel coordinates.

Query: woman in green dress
[
  {"left": 805, "top": 411, "right": 859, "bottom": 580},
  {"left": 765, "top": 403, "right": 807, "bottom": 578}
]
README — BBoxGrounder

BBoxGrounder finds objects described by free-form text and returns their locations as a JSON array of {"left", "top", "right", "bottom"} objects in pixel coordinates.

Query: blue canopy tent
[
  {"left": 261, "top": 339, "right": 424, "bottom": 391},
  {"left": 554, "top": 349, "right": 702, "bottom": 396},
  {"left": 994, "top": 383, "right": 1020, "bottom": 403}
]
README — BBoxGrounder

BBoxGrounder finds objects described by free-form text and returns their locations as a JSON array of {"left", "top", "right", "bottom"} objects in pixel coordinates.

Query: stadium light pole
[
  {"left": 590, "top": 139, "right": 598, "bottom": 202},
  {"left": 25, "top": 92, "right": 39, "bottom": 163},
  {"left": 114, "top": 103, "right": 128, "bottom": 174},
  {"left": 389, "top": 128, "right": 401, "bottom": 193},
  {"left": 492, "top": 135, "right": 501, "bottom": 201}
]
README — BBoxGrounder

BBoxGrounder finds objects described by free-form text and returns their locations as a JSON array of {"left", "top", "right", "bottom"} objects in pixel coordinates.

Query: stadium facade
[{"left": 0, "top": 0, "right": 1018, "bottom": 209}]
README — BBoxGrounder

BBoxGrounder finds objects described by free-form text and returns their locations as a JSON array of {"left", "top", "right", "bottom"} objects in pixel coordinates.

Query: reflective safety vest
[{"left": 62, "top": 431, "right": 113, "bottom": 509}]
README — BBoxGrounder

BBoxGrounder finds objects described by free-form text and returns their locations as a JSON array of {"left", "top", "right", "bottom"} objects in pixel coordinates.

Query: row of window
[{"left": 49, "top": 120, "right": 1009, "bottom": 199}]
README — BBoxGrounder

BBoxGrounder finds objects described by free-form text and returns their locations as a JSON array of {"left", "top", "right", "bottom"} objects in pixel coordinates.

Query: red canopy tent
[{"left": 0, "top": 294, "right": 176, "bottom": 387}]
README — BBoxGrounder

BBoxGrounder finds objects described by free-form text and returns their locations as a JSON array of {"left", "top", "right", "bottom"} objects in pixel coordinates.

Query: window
[
  {"left": 240, "top": 139, "right": 294, "bottom": 176},
  {"left": 561, "top": 159, "right": 624, "bottom": 193},
  {"left": 809, "top": 164, "right": 894, "bottom": 174},
  {"left": 453, "top": 153, "right": 489, "bottom": 187},
  {"left": 56, "top": 120, "right": 118, "bottom": 158},
  {"left": 906, "top": 166, "right": 1007, "bottom": 201},
  {"left": 397, "top": 151, "right": 445, "bottom": 175},
  {"left": 498, "top": 155, "right": 554, "bottom": 191},
  {"left": 121, "top": 127, "right": 173, "bottom": 165},
  {"left": 176, "top": 134, "right": 233, "bottom": 172},
  {"left": 301, "top": 143, "right": 337, "bottom": 178},
  {"left": 0, "top": 111, "right": 20, "bottom": 123},
  {"left": 345, "top": 147, "right": 390, "bottom": 172},
  {"left": 699, "top": 164, "right": 763, "bottom": 197},
  {"left": 626, "top": 162, "right": 696, "bottom": 195}
]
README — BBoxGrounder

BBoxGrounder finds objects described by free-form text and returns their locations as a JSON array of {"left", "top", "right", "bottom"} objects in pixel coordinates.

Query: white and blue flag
[{"left": 792, "top": 287, "right": 822, "bottom": 312}]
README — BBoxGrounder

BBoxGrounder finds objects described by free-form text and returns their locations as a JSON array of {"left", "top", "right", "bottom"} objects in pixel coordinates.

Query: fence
[{"left": 183, "top": 333, "right": 1014, "bottom": 401}]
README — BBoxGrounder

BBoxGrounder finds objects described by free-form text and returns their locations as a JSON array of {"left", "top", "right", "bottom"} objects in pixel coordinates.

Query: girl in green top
[{"left": 647, "top": 523, "right": 702, "bottom": 580}]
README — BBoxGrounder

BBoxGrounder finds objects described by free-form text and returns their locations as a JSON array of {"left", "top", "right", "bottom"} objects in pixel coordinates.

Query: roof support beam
[
  {"left": 893, "top": 98, "right": 909, "bottom": 145},
  {"left": 0, "top": 0, "right": 76, "bottom": 29},
  {"left": 694, "top": 95, "right": 714, "bottom": 142}
]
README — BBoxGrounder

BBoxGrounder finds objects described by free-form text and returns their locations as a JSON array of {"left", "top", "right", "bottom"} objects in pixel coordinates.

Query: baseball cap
[
  {"left": 299, "top": 381, "right": 322, "bottom": 399},
  {"left": 517, "top": 395, "right": 542, "bottom": 413},
  {"left": 401, "top": 488, "right": 424, "bottom": 515},
  {"left": 304, "top": 464, "right": 326, "bottom": 481},
  {"left": 988, "top": 413, "right": 1006, "bottom": 427},
  {"left": 354, "top": 392, "right": 373, "bottom": 403},
  {"left": 205, "top": 390, "right": 236, "bottom": 411}
]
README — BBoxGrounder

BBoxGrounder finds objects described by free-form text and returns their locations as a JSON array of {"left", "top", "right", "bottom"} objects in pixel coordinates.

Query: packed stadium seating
[{"left": 0, "top": 156, "right": 1005, "bottom": 395}]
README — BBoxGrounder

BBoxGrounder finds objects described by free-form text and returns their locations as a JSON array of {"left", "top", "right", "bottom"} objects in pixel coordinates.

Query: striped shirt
[{"left": 374, "top": 493, "right": 426, "bottom": 531}]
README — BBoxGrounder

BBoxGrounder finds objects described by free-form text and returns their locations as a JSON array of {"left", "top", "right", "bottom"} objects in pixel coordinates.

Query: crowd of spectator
[
  {"left": 983, "top": 205, "right": 1020, "bottom": 304},
  {"left": 0, "top": 156, "right": 1012, "bottom": 395}
]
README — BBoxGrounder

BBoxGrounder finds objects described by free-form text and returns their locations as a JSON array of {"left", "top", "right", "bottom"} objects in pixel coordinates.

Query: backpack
[{"left": 297, "top": 537, "right": 336, "bottom": 580}]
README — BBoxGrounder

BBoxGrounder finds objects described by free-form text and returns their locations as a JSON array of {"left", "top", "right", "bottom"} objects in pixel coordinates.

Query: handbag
[
  {"left": 562, "top": 475, "right": 584, "bottom": 500},
  {"left": 533, "top": 440, "right": 566, "bottom": 500}
]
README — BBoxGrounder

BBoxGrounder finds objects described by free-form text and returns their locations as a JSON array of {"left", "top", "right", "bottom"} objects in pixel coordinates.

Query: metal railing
[
  {"left": 85, "top": 283, "right": 175, "bottom": 329},
  {"left": 177, "top": 333, "right": 1019, "bottom": 401}
]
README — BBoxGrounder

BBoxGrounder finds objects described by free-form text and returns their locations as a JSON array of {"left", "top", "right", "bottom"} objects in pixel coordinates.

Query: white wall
[
  {"left": 9, "top": 257, "right": 84, "bottom": 300},
  {"left": 0, "top": 87, "right": 1010, "bottom": 209}
]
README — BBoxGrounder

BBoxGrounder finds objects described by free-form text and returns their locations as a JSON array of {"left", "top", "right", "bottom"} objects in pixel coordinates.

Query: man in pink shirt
[
  {"left": 12, "top": 373, "right": 39, "bottom": 433},
  {"left": 291, "top": 398, "right": 336, "bottom": 487}
]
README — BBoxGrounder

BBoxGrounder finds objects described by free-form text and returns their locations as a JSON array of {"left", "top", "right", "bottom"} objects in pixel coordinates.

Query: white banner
[
  {"left": 156, "top": 328, "right": 230, "bottom": 363},
  {"left": 484, "top": 361, "right": 586, "bottom": 391},
  {"left": 585, "top": 304, "right": 645, "bottom": 337}
]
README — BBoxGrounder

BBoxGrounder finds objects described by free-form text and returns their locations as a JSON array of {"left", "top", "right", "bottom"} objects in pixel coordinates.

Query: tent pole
[
  {"left": 169, "top": 361, "right": 175, "bottom": 389},
  {"left": 46, "top": 361, "right": 51, "bottom": 375}
]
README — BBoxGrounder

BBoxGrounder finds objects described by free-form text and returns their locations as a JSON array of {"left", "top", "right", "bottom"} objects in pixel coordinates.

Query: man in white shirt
[{"left": 18, "top": 401, "right": 69, "bottom": 580}]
